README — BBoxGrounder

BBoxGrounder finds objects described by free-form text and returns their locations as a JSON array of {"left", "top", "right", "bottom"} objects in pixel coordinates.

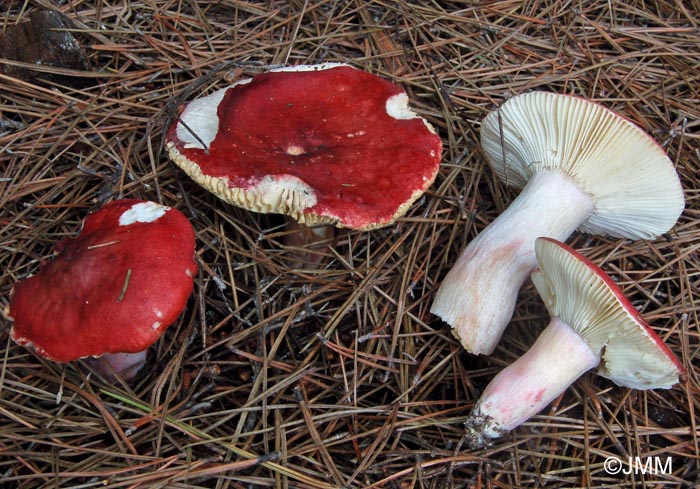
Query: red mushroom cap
[
  {"left": 166, "top": 63, "right": 442, "bottom": 230},
  {"left": 7, "top": 200, "right": 197, "bottom": 362}
]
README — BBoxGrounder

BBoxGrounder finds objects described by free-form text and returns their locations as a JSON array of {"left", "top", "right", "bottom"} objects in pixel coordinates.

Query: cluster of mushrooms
[
  {"left": 4, "top": 64, "right": 685, "bottom": 448},
  {"left": 433, "top": 91, "right": 685, "bottom": 446}
]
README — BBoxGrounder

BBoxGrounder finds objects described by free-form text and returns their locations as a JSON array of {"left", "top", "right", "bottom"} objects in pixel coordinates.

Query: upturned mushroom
[
  {"left": 165, "top": 63, "right": 442, "bottom": 255},
  {"left": 463, "top": 237, "right": 684, "bottom": 448},
  {"left": 431, "top": 91, "right": 684, "bottom": 355},
  {"left": 5, "top": 200, "right": 197, "bottom": 380}
]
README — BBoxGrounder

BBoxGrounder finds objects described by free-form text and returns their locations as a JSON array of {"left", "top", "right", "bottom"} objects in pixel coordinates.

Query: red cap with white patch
[
  {"left": 165, "top": 63, "right": 442, "bottom": 230},
  {"left": 7, "top": 199, "right": 197, "bottom": 363}
]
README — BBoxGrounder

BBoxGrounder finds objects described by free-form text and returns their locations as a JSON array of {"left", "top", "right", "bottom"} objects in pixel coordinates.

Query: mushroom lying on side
[
  {"left": 431, "top": 91, "right": 684, "bottom": 355},
  {"left": 165, "top": 63, "right": 442, "bottom": 264},
  {"left": 5, "top": 200, "right": 197, "bottom": 381},
  {"left": 463, "top": 237, "right": 684, "bottom": 448}
]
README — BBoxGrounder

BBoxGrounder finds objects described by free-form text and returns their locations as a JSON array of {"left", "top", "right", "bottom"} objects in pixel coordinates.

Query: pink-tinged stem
[
  {"left": 87, "top": 351, "right": 147, "bottom": 381},
  {"left": 431, "top": 170, "right": 594, "bottom": 355},
  {"left": 464, "top": 317, "right": 600, "bottom": 447}
]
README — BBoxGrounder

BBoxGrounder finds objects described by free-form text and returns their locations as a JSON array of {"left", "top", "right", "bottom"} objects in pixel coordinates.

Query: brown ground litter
[{"left": 1, "top": 1, "right": 698, "bottom": 487}]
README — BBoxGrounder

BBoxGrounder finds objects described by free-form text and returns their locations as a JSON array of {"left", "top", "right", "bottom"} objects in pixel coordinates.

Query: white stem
[
  {"left": 464, "top": 317, "right": 600, "bottom": 447},
  {"left": 431, "top": 170, "right": 594, "bottom": 354}
]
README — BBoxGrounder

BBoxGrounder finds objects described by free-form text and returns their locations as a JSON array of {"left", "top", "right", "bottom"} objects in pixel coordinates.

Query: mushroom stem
[
  {"left": 464, "top": 316, "right": 600, "bottom": 448},
  {"left": 87, "top": 351, "right": 147, "bottom": 381},
  {"left": 431, "top": 170, "right": 594, "bottom": 355},
  {"left": 282, "top": 218, "right": 335, "bottom": 269}
]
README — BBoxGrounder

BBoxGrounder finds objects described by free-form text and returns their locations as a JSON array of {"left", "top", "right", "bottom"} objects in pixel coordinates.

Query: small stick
[
  {"left": 117, "top": 268, "right": 132, "bottom": 302},
  {"left": 174, "top": 115, "right": 210, "bottom": 154},
  {"left": 86, "top": 240, "right": 120, "bottom": 250}
]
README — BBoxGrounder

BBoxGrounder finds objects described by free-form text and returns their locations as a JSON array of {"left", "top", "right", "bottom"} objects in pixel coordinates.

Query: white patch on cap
[
  {"left": 152, "top": 321, "right": 162, "bottom": 330},
  {"left": 176, "top": 80, "right": 252, "bottom": 150},
  {"left": 286, "top": 144, "right": 306, "bottom": 156},
  {"left": 119, "top": 202, "right": 170, "bottom": 226},
  {"left": 385, "top": 93, "right": 417, "bottom": 120}
]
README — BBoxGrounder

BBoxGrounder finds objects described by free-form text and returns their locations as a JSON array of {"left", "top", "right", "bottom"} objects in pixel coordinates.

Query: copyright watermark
[{"left": 604, "top": 456, "right": 672, "bottom": 475}]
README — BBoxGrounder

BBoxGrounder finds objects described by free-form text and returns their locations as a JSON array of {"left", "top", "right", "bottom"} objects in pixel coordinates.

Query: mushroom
[
  {"left": 165, "top": 63, "right": 442, "bottom": 263},
  {"left": 463, "top": 237, "right": 685, "bottom": 448},
  {"left": 5, "top": 200, "right": 197, "bottom": 381},
  {"left": 431, "top": 91, "right": 684, "bottom": 355}
]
